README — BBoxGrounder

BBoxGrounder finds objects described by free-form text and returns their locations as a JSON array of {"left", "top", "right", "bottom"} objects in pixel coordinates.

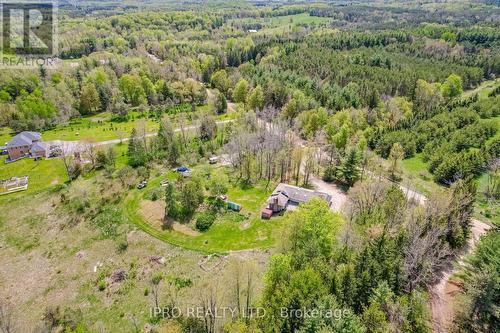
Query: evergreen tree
[
  {"left": 338, "top": 148, "right": 361, "bottom": 187},
  {"left": 214, "top": 90, "right": 227, "bottom": 114},
  {"left": 163, "top": 182, "right": 176, "bottom": 229},
  {"left": 156, "top": 119, "right": 179, "bottom": 165},
  {"left": 128, "top": 128, "right": 147, "bottom": 167},
  {"left": 445, "top": 178, "right": 476, "bottom": 249}
]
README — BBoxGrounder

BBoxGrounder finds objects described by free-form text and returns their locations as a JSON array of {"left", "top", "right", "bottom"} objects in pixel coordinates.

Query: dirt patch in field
[
  {"left": 139, "top": 199, "right": 200, "bottom": 236},
  {"left": 173, "top": 222, "right": 200, "bottom": 236},
  {"left": 139, "top": 199, "right": 164, "bottom": 229}
]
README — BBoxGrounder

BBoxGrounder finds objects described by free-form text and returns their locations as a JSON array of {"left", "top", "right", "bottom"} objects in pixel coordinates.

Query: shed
[
  {"left": 227, "top": 201, "right": 242, "bottom": 212},
  {"left": 261, "top": 208, "right": 273, "bottom": 219}
]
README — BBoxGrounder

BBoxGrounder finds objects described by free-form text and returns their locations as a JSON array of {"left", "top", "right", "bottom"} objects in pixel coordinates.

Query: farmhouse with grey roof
[
  {"left": 5, "top": 131, "right": 47, "bottom": 162},
  {"left": 265, "top": 183, "right": 332, "bottom": 214}
]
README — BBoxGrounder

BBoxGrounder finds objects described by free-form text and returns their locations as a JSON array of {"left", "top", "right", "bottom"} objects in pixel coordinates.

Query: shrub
[
  {"left": 145, "top": 187, "right": 163, "bottom": 201},
  {"left": 323, "top": 165, "right": 336, "bottom": 182},
  {"left": 195, "top": 211, "right": 216, "bottom": 231},
  {"left": 116, "top": 238, "right": 128, "bottom": 253}
]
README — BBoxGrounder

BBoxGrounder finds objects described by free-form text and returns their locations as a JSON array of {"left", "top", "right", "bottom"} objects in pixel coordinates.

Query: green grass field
[
  {"left": 0, "top": 155, "right": 68, "bottom": 199},
  {"left": 123, "top": 168, "right": 284, "bottom": 253},
  {"left": 0, "top": 102, "right": 231, "bottom": 145},
  {"left": 474, "top": 172, "right": 499, "bottom": 227},
  {"left": 230, "top": 13, "right": 332, "bottom": 34}
]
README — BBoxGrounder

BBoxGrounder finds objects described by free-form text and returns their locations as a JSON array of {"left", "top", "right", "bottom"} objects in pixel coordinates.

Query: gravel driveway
[{"left": 308, "top": 174, "right": 347, "bottom": 213}]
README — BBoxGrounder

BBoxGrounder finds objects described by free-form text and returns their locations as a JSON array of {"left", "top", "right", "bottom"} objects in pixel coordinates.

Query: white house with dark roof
[{"left": 5, "top": 131, "right": 47, "bottom": 162}]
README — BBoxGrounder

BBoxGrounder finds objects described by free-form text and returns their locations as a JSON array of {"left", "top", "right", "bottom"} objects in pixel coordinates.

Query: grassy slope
[
  {"left": 0, "top": 188, "right": 222, "bottom": 332},
  {"left": 475, "top": 172, "right": 499, "bottom": 226},
  {"left": 400, "top": 153, "right": 441, "bottom": 195},
  {"left": 461, "top": 78, "right": 499, "bottom": 100}
]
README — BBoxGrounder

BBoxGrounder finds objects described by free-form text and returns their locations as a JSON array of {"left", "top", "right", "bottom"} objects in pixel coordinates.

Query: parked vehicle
[
  {"left": 137, "top": 180, "right": 148, "bottom": 189},
  {"left": 209, "top": 156, "right": 219, "bottom": 164},
  {"left": 160, "top": 180, "right": 170, "bottom": 187},
  {"left": 175, "top": 166, "right": 190, "bottom": 173}
]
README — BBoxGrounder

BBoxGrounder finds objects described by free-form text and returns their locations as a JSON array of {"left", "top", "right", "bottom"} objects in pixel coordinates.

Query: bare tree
[
  {"left": 61, "top": 148, "right": 81, "bottom": 181},
  {"left": 82, "top": 139, "right": 98, "bottom": 168},
  {"left": 302, "top": 146, "right": 317, "bottom": 186},
  {"left": 198, "top": 281, "right": 219, "bottom": 333},
  {"left": 346, "top": 180, "right": 388, "bottom": 221},
  {"left": 0, "top": 300, "right": 15, "bottom": 333},
  {"left": 150, "top": 273, "right": 163, "bottom": 311},
  {"left": 402, "top": 212, "right": 450, "bottom": 292}
]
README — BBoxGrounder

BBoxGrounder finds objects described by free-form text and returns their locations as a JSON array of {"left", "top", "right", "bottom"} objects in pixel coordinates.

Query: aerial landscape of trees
[{"left": 0, "top": 0, "right": 498, "bottom": 332}]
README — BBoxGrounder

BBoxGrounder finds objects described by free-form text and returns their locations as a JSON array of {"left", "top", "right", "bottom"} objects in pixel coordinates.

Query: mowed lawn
[
  {"left": 1, "top": 103, "right": 233, "bottom": 145},
  {"left": 400, "top": 153, "right": 442, "bottom": 196},
  {"left": 124, "top": 169, "right": 285, "bottom": 253},
  {"left": 0, "top": 155, "right": 68, "bottom": 198},
  {"left": 41, "top": 113, "right": 159, "bottom": 142},
  {"left": 231, "top": 13, "right": 331, "bottom": 29},
  {"left": 0, "top": 113, "right": 158, "bottom": 143}
]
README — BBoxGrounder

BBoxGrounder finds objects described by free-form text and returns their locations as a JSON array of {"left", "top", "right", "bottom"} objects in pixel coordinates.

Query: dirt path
[
  {"left": 95, "top": 119, "right": 234, "bottom": 146},
  {"left": 49, "top": 120, "right": 235, "bottom": 155},
  {"left": 429, "top": 219, "right": 492, "bottom": 333}
]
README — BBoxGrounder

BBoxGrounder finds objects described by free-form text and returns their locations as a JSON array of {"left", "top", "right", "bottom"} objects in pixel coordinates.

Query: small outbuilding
[
  {"left": 227, "top": 201, "right": 242, "bottom": 212},
  {"left": 261, "top": 208, "right": 273, "bottom": 219}
]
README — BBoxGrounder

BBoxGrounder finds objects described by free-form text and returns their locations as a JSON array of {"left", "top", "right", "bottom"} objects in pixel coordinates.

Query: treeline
[
  {"left": 221, "top": 176, "right": 478, "bottom": 332},
  {"left": 371, "top": 88, "right": 499, "bottom": 184},
  {"left": 0, "top": 53, "right": 208, "bottom": 131}
]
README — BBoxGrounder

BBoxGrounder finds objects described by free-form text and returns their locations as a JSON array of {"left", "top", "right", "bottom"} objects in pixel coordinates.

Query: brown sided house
[
  {"left": 263, "top": 183, "right": 332, "bottom": 217},
  {"left": 6, "top": 131, "right": 47, "bottom": 162}
]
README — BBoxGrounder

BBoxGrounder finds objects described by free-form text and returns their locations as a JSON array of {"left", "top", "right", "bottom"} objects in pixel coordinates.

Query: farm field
[{"left": 230, "top": 12, "right": 332, "bottom": 32}]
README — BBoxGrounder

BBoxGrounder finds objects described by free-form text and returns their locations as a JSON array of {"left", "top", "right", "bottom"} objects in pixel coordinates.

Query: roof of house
[
  {"left": 267, "top": 190, "right": 290, "bottom": 207},
  {"left": 6, "top": 132, "right": 42, "bottom": 148},
  {"left": 31, "top": 141, "right": 47, "bottom": 152},
  {"left": 271, "top": 183, "right": 332, "bottom": 205}
]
